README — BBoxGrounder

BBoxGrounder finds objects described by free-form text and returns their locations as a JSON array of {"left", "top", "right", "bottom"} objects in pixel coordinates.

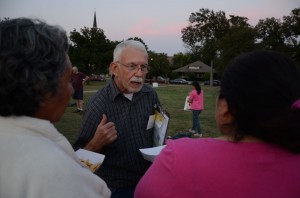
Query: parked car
[
  {"left": 89, "top": 74, "right": 106, "bottom": 81},
  {"left": 145, "top": 76, "right": 168, "bottom": 83},
  {"left": 157, "top": 76, "right": 167, "bottom": 83},
  {"left": 203, "top": 80, "right": 221, "bottom": 86},
  {"left": 169, "top": 78, "right": 192, "bottom": 85}
]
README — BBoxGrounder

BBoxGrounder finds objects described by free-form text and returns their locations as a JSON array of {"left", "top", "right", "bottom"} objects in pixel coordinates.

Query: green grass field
[{"left": 54, "top": 81, "right": 221, "bottom": 144}]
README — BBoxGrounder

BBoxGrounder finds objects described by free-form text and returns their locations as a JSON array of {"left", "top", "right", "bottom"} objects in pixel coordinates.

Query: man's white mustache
[{"left": 130, "top": 77, "right": 143, "bottom": 83}]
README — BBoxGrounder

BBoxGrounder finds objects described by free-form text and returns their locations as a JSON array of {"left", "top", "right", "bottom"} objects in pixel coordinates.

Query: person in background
[
  {"left": 73, "top": 40, "right": 160, "bottom": 198},
  {"left": 72, "top": 66, "right": 89, "bottom": 112},
  {"left": 134, "top": 50, "right": 300, "bottom": 198},
  {"left": 188, "top": 81, "right": 204, "bottom": 137},
  {"left": 0, "top": 18, "right": 110, "bottom": 198}
]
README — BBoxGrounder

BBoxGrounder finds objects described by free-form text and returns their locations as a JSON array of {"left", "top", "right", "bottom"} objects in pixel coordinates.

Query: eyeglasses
[{"left": 116, "top": 61, "right": 150, "bottom": 73}]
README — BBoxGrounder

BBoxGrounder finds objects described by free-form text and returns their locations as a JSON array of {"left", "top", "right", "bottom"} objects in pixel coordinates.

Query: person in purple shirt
[
  {"left": 135, "top": 50, "right": 300, "bottom": 198},
  {"left": 71, "top": 66, "right": 89, "bottom": 112}
]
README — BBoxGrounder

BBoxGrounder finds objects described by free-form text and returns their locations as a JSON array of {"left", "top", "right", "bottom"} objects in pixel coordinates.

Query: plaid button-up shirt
[{"left": 73, "top": 78, "right": 160, "bottom": 188}]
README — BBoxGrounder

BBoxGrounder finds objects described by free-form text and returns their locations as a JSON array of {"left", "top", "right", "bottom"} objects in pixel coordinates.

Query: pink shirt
[
  {"left": 135, "top": 138, "right": 300, "bottom": 198},
  {"left": 189, "top": 90, "right": 204, "bottom": 110}
]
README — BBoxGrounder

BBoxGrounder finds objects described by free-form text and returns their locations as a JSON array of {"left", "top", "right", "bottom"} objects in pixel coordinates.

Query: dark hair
[
  {"left": 192, "top": 81, "right": 201, "bottom": 95},
  {"left": 0, "top": 18, "right": 69, "bottom": 116},
  {"left": 220, "top": 50, "right": 300, "bottom": 153}
]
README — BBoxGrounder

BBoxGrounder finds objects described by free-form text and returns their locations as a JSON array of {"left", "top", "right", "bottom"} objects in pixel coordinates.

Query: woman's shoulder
[
  {"left": 191, "top": 89, "right": 197, "bottom": 94},
  {"left": 157, "top": 138, "right": 223, "bottom": 172},
  {"left": 165, "top": 138, "right": 218, "bottom": 154},
  {"left": 189, "top": 90, "right": 197, "bottom": 96}
]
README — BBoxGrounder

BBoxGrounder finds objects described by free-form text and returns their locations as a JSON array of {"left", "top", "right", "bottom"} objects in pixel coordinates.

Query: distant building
[
  {"left": 173, "top": 60, "right": 215, "bottom": 78},
  {"left": 93, "top": 11, "right": 97, "bottom": 28}
]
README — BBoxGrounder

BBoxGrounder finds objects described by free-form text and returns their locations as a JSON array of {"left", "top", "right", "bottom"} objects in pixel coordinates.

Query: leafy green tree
[
  {"left": 0, "top": 17, "right": 10, "bottom": 22},
  {"left": 255, "top": 17, "right": 286, "bottom": 51},
  {"left": 181, "top": 8, "right": 230, "bottom": 61},
  {"left": 282, "top": 7, "right": 300, "bottom": 64},
  {"left": 181, "top": 7, "right": 300, "bottom": 76},
  {"left": 172, "top": 52, "right": 192, "bottom": 69},
  {"left": 217, "top": 15, "right": 257, "bottom": 73},
  {"left": 69, "top": 27, "right": 115, "bottom": 74},
  {"left": 148, "top": 52, "right": 170, "bottom": 79}
]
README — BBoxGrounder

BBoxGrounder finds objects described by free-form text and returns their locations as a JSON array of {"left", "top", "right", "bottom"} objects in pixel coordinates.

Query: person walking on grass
[
  {"left": 72, "top": 66, "right": 89, "bottom": 112},
  {"left": 188, "top": 81, "right": 204, "bottom": 137}
]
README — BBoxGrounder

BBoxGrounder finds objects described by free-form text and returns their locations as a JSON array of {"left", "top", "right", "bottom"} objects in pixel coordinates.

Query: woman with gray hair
[{"left": 0, "top": 18, "right": 110, "bottom": 198}]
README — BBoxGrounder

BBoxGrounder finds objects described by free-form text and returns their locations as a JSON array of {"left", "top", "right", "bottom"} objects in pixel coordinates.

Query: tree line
[
  {"left": 68, "top": 7, "right": 299, "bottom": 80},
  {"left": 180, "top": 7, "right": 300, "bottom": 77},
  {"left": 1, "top": 7, "right": 299, "bottom": 80}
]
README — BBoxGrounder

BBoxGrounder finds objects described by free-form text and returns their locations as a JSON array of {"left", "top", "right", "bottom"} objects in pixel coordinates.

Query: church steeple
[{"left": 93, "top": 11, "right": 97, "bottom": 28}]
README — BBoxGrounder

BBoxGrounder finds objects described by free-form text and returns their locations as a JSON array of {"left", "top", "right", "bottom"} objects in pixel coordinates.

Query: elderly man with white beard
[{"left": 73, "top": 40, "right": 161, "bottom": 198}]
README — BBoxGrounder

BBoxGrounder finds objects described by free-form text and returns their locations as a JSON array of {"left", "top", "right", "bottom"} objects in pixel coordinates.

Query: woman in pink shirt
[
  {"left": 188, "top": 81, "right": 204, "bottom": 137},
  {"left": 134, "top": 51, "right": 300, "bottom": 198}
]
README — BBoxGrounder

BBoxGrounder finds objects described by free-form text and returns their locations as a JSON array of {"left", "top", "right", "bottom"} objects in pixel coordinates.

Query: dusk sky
[{"left": 1, "top": 0, "right": 299, "bottom": 55}]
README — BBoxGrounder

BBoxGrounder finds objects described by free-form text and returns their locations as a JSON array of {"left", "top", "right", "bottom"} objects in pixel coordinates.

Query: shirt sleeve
[
  {"left": 73, "top": 95, "right": 103, "bottom": 151},
  {"left": 189, "top": 91, "right": 195, "bottom": 104},
  {"left": 10, "top": 142, "right": 111, "bottom": 198}
]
